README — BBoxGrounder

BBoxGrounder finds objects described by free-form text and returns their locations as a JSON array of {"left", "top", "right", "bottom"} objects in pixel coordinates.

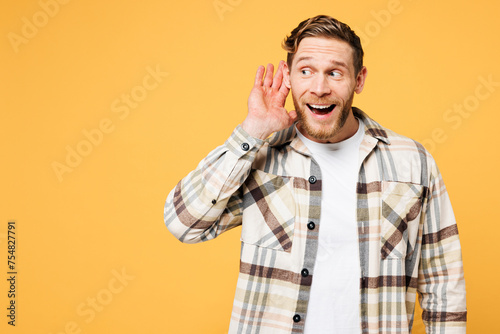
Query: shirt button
[
  {"left": 293, "top": 314, "right": 301, "bottom": 323},
  {"left": 307, "top": 222, "right": 315, "bottom": 230},
  {"left": 308, "top": 176, "right": 317, "bottom": 184},
  {"left": 301, "top": 268, "right": 309, "bottom": 277},
  {"left": 211, "top": 199, "right": 216, "bottom": 205},
  {"left": 241, "top": 143, "right": 250, "bottom": 151}
]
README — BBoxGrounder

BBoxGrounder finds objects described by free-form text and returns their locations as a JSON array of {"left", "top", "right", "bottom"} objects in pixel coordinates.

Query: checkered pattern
[{"left": 164, "top": 108, "right": 466, "bottom": 333}]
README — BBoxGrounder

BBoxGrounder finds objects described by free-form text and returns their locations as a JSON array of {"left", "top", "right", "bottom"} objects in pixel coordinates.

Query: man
[{"left": 164, "top": 15, "right": 466, "bottom": 333}]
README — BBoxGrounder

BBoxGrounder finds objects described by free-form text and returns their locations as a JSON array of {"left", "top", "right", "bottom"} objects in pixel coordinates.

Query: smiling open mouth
[{"left": 307, "top": 104, "right": 336, "bottom": 115}]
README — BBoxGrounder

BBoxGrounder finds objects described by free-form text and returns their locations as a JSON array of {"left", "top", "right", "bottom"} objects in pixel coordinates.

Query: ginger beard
[{"left": 292, "top": 90, "right": 355, "bottom": 141}]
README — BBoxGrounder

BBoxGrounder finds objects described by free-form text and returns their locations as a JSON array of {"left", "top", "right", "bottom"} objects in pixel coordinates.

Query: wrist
[{"left": 241, "top": 118, "right": 271, "bottom": 140}]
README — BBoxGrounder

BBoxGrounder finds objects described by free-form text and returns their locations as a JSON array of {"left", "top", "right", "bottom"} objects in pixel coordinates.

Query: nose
[{"left": 310, "top": 75, "right": 331, "bottom": 97}]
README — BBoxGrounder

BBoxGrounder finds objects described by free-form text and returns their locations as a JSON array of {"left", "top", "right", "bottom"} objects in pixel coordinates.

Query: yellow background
[{"left": 1, "top": 0, "right": 499, "bottom": 333}]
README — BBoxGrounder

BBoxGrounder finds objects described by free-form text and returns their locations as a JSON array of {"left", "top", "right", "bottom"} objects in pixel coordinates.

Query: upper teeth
[{"left": 310, "top": 104, "right": 332, "bottom": 109}]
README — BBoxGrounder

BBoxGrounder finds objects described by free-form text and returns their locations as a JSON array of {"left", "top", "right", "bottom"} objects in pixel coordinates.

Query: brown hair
[{"left": 282, "top": 15, "right": 364, "bottom": 75}]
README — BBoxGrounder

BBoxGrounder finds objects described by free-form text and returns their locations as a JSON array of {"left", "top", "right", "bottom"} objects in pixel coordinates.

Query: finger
[
  {"left": 288, "top": 110, "right": 298, "bottom": 124},
  {"left": 254, "top": 65, "right": 265, "bottom": 87},
  {"left": 271, "top": 61, "right": 283, "bottom": 91},
  {"left": 263, "top": 63, "right": 274, "bottom": 87}
]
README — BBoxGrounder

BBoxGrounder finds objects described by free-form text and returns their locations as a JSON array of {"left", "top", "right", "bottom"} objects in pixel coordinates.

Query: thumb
[{"left": 288, "top": 110, "right": 298, "bottom": 124}]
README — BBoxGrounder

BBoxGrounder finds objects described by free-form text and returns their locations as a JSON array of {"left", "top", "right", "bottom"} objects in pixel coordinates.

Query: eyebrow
[{"left": 295, "top": 56, "right": 349, "bottom": 70}]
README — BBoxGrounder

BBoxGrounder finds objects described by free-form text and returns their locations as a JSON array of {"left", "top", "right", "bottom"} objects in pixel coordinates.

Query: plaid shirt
[{"left": 164, "top": 108, "right": 467, "bottom": 333}]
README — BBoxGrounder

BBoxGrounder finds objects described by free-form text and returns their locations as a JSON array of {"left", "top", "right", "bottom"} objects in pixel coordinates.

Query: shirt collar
[{"left": 353, "top": 107, "right": 391, "bottom": 145}]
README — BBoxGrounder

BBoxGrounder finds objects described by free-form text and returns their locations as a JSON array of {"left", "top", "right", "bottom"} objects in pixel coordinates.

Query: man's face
[{"left": 284, "top": 37, "right": 367, "bottom": 143}]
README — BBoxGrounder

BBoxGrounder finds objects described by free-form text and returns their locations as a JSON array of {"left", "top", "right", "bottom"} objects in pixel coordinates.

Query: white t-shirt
[{"left": 297, "top": 118, "right": 364, "bottom": 334}]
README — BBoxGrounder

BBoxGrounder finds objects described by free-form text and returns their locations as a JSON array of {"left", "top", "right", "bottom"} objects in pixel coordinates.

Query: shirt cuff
[{"left": 224, "top": 125, "right": 265, "bottom": 159}]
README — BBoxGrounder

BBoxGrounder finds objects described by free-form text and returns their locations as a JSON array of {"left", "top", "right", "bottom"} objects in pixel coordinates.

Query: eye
[
  {"left": 329, "top": 71, "right": 341, "bottom": 77},
  {"left": 301, "top": 69, "right": 311, "bottom": 75}
]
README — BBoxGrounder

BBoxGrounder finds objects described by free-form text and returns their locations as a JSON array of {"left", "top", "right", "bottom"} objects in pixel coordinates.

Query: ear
[
  {"left": 354, "top": 66, "right": 367, "bottom": 94},
  {"left": 283, "top": 62, "right": 291, "bottom": 89}
]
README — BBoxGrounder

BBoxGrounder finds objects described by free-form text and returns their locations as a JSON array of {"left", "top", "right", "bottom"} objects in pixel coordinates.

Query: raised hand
[{"left": 241, "top": 61, "right": 298, "bottom": 140}]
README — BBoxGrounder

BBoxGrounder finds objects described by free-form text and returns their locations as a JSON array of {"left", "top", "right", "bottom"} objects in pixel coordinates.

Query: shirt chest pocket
[
  {"left": 240, "top": 170, "right": 296, "bottom": 252},
  {"left": 380, "top": 181, "right": 425, "bottom": 260}
]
